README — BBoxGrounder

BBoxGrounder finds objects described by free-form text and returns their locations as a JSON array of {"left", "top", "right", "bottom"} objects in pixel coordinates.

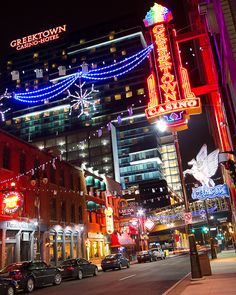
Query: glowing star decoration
[
  {"left": 104, "top": 207, "right": 114, "bottom": 235},
  {"left": 66, "top": 81, "right": 99, "bottom": 118},
  {"left": 143, "top": 3, "right": 173, "bottom": 26},
  {"left": 183, "top": 144, "right": 219, "bottom": 187},
  {"left": 3, "top": 191, "right": 24, "bottom": 214},
  {"left": 144, "top": 4, "right": 201, "bottom": 132},
  {"left": 0, "top": 89, "right": 11, "bottom": 121}
]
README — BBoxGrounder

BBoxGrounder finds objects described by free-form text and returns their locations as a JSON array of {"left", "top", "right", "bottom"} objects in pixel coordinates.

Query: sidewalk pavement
[{"left": 163, "top": 249, "right": 236, "bottom": 295}]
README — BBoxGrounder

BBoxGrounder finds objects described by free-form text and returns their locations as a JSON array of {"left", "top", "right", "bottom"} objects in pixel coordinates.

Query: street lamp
[{"left": 156, "top": 121, "right": 202, "bottom": 279}]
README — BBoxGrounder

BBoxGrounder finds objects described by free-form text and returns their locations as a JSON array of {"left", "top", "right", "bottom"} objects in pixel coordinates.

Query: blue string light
[
  {"left": 12, "top": 45, "right": 153, "bottom": 104},
  {"left": 83, "top": 45, "right": 153, "bottom": 78}
]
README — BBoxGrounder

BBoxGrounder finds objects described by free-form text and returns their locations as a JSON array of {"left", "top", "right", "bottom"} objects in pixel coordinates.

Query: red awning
[{"left": 110, "top": 232, "right": 121, "bottom": 247}]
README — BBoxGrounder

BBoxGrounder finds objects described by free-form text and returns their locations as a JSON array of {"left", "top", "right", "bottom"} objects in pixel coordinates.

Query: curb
[{"left": 161, "top": 272, "right": 191, "bottom": 295}]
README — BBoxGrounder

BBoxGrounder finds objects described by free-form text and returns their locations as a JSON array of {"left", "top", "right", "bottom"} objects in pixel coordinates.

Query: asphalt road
[{"left": 31, "top": 255, "right": 190, "bottom": 295}]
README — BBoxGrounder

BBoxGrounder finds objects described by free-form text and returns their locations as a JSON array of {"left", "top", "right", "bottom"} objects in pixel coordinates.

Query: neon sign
[
  {"left": 104, "top": 207, "right": 114, "bottom": 235},
  {"left": 10, "top": 25, "right": 66, "bottom": 50},
  {"left": 144, "top": 4, "right": 201, "bottom": 131},
  {"left": 3, "top": 191, "right": 24, "bottom": 214}
]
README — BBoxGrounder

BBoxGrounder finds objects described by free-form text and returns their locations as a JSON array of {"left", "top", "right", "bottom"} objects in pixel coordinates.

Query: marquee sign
[
  {"left": 10, "top": 25, "right": 67, "bottom": 50},
  {"left": 144, "top": 3, "right": 201, "bottom": 131},
  {"left": 192, "top": 184, "right": 230, "bottom": 200},
  {"left": 104, "top": 207, "right": 114, "bottom": 235},
  {"left": 3, "top": 191, "right": 24, "bottom": 214}
]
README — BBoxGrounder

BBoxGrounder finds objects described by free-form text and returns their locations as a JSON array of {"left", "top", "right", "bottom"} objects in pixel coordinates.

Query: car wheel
[
  {"left": 118, "top": 263, "right": 122, "bottom": 270},
  {"left": 7, "top": 286, "right": 15, "bottom": 295},
  {"left": 77, "top": 270, "right": 83, "bottom": 280},
  {"left": 127, "top": 262, "right": 130, "bottom": 268},
  {"left": 93, "top": 267, "right": 98, "bottom": 276},
  {"left": 53, "top": 273, "right": 62, "bottom": 285},
  {"left": 25, "top": 277, "right": 35, "bottom": 293}
]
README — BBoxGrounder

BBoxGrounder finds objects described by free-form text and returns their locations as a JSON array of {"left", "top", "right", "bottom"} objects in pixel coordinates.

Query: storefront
[
  {"left": 86, "top": 232, "right": 110, "bottom": 263},
  {"left": 47, "top": 225, "right": 84, "bottom": 266},
  {"left": 0, "top": 220, "right": 38, "bottom": 268}
]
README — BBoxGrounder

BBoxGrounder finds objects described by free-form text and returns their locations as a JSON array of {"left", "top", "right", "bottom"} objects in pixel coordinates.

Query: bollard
[{"left": 189, "top": 234, "right": 202, "bottom": 279}]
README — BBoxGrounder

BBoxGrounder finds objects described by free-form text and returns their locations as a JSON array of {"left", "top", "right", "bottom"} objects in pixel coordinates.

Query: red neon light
[
  {"left": 3, "top": 191, "right": 23, "bottom": 214},
  {"left": 152, "top": 24, "right": 179, "bottom": 103},
  {"left": 145, "top": 22, "right": 202, "bottom": 131},
  {"left": 147, "top": 74, "right": 159, "bottom": 108}
]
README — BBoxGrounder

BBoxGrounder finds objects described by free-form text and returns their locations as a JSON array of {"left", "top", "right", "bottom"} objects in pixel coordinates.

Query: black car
[
  {"left": 101, "top": 254, "right": 130, "bottom": 271},
  {"left": 0, "top": 261, "right": 62, "bottom": 293},
  {"left": 0, "top": 278, "right": 16, "bottom": 295},
  {"left": 137, "top": 250, "right": 157, "bottom": 263},
  {"left": 59, "top": 258, "right": 98, "bottom": 280}
]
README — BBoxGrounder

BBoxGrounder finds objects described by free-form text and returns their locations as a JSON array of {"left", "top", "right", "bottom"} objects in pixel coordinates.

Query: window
[
  {"left": 19, "top": 153, "right": 26, "bottom": 174},
  {"left": 110, "top": 46, "right": 116, "bottom": 53},
  {"left": 78, "top": 206, "right": 83, "bottom": 223},
  {"left": 114, "top": 94, "right": 121, "bottom": 100},
  {"left": 59, "top": 169, "right": 65, "bottom": 187},
  {"left": 50, "top": 166, "right": 56, "bottom": 184},
  {"left": 125, "top": 85, "right": 130, "bottom": 92},
  {"left": 137, "top": 88, "right": 145, "bottom": 95},
  {"left": 50, "top": 198, "right": 57, "bottom": 220},
  {"left": 105, "top": 96, "right": 111, "bottom": 102},
  {"left": 121, "top": 50, "right": 126, "bottom": 56},
  {"left": 3, "top": 146, "right": 10, "bottom": 169},
  {"left": 126, "top": 91, "right": 133, "bottom": 98},
  {"left": 61, "top": 200, "right": 66, "bottom": 222},
  {"left": 71, "top": 204, "right": 75, "bottom": 223},
  {"left": 70, "top": 174, "right": 74, "bottom": 190}
]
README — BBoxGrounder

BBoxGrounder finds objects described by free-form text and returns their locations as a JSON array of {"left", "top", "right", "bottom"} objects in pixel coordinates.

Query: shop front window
[
  {"left": 73, "top": 234, "right": 78, "bottom": 258},
  {"left": 65, "top": 233, "right": 72, "bottom": 259},
  {"left": 49, "top": 232, "right": 56, "bottom": 265},
  {"left": 57, "top": 233, "right": 63, "bottom": 262},
  {"left": 93, "top": 241, "right": 99, "bottom": 257}
]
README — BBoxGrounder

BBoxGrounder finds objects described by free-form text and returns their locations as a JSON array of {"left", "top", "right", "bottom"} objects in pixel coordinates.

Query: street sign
[{"left": 184, "top": 212, "right": 192, "bottom": 225}]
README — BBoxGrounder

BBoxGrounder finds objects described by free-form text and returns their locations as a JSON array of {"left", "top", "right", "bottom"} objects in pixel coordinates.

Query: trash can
[{"left": 199, "top": 253, "right": 212, "bottom": 276}]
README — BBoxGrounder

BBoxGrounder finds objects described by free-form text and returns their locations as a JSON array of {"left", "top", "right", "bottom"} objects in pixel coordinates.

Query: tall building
[{"left": 0, "top": 20, "right": 182, "bottom": 195}]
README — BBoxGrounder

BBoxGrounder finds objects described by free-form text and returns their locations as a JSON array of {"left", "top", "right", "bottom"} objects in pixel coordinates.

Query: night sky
[{"left": 0, "top": 0, "right": 218, "bottom": 179}]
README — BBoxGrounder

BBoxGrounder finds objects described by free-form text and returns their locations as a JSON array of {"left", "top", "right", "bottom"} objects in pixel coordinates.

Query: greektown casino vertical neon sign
[{"left": 144, "top": 3, "right": 202, "bottom": 131}]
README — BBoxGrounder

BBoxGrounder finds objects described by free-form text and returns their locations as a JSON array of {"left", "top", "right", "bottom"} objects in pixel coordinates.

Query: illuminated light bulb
[{"left": 156, "top": 119, "right": 167, "bottom": 132}]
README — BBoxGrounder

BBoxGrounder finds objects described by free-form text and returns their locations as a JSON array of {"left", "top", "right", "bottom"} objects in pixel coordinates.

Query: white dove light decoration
[{"left": 183, "top": 144, "right": 219, "bottom": 187}]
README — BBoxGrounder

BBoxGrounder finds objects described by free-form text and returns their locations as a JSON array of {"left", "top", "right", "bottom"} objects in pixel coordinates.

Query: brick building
[{"left": 0, "top": 129, "right": 119, "bottom": 268}]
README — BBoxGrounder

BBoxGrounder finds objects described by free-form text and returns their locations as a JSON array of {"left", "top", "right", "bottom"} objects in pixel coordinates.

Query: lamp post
[{"left": 156, "top": 120, "right": 202, "bottom": 279}]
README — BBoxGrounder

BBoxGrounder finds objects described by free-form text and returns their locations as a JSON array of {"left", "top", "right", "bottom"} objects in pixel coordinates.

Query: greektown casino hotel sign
[{"left": 10, "top": 25, "right": 67, "bottom": 50}]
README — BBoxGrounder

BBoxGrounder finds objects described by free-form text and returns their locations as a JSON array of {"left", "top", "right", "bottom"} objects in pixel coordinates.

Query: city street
[{"left": 31, "top": 255, "right": 190, "bottom": 295}]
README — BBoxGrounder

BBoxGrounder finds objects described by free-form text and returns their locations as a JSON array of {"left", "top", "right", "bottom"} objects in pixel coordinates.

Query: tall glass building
[{"left": 1, "top": 20, "right": 181, "bottom": 193}]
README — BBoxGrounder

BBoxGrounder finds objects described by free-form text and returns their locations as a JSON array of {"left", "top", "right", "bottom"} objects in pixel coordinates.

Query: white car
[{"left": 150, "top": 248, "right": 166, "bottom": 260}]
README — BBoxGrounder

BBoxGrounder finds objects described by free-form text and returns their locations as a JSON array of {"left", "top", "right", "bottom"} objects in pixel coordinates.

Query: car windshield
[
  {"left": 60, "top": 259, "right": 76, "bottom": 266},
  {"left": 0, "top": 262, "right": 30, "bottom": 273},
  {"left": 104, "top": 255, "right": 117, "bottom": 259}
]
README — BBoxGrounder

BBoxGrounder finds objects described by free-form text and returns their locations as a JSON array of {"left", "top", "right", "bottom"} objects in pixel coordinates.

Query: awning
[
  {"left": 86, "top": 176, "right": 95, "bottom": 187},
  {"left": 94, "top": 178, "right": 101, "bottom": 189},
  {"left": 99, "top": 181, "right": 106, "bottom": 191}
]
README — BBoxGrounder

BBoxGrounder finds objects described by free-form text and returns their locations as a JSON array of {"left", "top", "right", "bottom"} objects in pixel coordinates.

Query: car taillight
[
  {"left": 11, "top": 271, "right": 23, "bottom": 280},
  {"left": 67, "top": 266, "right": 75, "bottom": 271}
]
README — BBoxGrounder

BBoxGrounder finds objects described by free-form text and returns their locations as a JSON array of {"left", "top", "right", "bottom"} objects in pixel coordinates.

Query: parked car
[
  {"left": 59, "top": 258, "right": 98, "bottom": 280},
  {"left": 0, "top": 277, "right": 17, "bottom": 295},
  {"left": 149, "top": 248, "right": 166, "bottom": 260},
  {"left": 101, "top": 254, "right": 130, "bottom": 271},
  {"left": 0, "top": 261, "right": 62, "bottom": 293},
  {"left": 137, "top": 250, "right": 157, "bottom": 263}
]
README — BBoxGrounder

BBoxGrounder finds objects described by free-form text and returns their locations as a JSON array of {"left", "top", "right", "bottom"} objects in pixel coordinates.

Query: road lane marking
[{"left": 119, "top": 274, "right": 136, "bottom": 281}]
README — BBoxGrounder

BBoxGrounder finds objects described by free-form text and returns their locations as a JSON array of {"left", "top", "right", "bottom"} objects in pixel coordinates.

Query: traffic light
[{"left": 201, "top": 226, "right": 209, "bottom": 233}]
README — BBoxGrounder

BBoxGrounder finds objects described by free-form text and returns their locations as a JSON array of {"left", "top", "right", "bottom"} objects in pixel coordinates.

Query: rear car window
[
  {"left": 1, "top": 262, "right": 29, "bottom": 273},
  {"left": 60, "top": 259, "right": 76, "bottom": 266}
]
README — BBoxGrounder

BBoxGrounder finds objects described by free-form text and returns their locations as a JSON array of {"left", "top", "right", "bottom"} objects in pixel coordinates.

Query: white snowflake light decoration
[
  {"left": 66, "top": 81, "right": 99, "bottom": 118},
  {"left": 0, "top": 89, "right": 11, "bottom": 121}
]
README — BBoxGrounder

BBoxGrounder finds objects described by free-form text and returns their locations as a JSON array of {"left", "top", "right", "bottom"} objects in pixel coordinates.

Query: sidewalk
[{"left": 164, "top": 250, "right": 236, "bottom": 295}]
